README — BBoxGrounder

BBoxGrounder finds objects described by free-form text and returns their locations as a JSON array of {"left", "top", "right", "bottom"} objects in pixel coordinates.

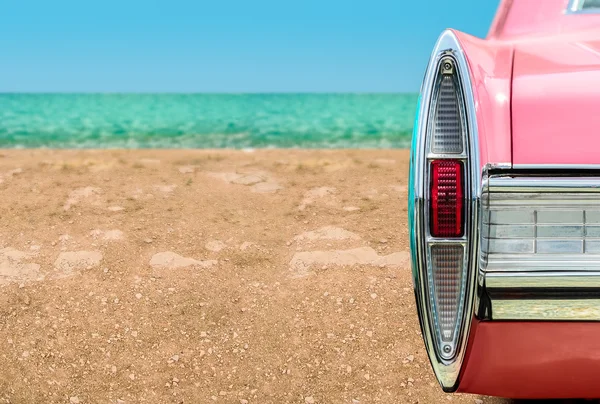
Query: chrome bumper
[{"left": 480, "top": 175, "right": 600, "bottom": 321}]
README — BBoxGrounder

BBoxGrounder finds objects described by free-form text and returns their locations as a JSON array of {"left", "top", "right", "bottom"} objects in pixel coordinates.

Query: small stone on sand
[
  {"left": 54, "top": 251, "right": 103, "bottom": 274},
  {"left": 298, "top": 187, "right": 336, "bottom": 210},
  {"left": 138, "top": 158, "right": 161, "bottom": 165},
  {"left": 178, "top": 165, "right": 196, "bottom": 174},
  {"left": 232, "top": 173, "right": 265, "bottom": 186},
  {"left": 239, "top": 242, "right": 255, "bottom": 251},
  {"left": 90, "top": 229, "right": 124, "bottom": 241},
  {"left": 289, "top": 247, "right": 409, "bottom": 277},
  {"left": 293, "top": 226, "right": 361, "bottom": 243},
  {"left": 154, "top": 184, "right": 177, "bottom": 194},
  {"left": 207, "top": 171, "right": 282, "bottom": 193},
  {"left": 102, "top": 230, "right": 124, "bottom": 241},
  {"left": 0, "top": 248, "right": 42, "bottom": 285},
  {"left": 251, "top": 182, "right": 283, "bottom": 193},
  {"left": 149, "top": 252, "right": 217, "bottom": 269},
  {"left": 205, "top": 240, "right": 226, "bottom": 252},
  {"left": 64, "top": 187, "right": 102, "bottom": 211}
]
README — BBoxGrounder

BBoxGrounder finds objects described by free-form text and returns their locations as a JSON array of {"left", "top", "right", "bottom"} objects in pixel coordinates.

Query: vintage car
[{"left": 409, "top": 0, "right": 600, "bottom": 399}]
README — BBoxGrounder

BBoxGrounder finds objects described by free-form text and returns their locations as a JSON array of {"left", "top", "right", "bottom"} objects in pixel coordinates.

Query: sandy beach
[{"left": 0, "top": 149, "right": 505, "bottom": 403}]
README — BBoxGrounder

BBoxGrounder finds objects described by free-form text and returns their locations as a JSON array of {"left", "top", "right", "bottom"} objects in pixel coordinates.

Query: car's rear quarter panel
[{"left": 454, "top": 32, "right": 513, "bottom": 169}]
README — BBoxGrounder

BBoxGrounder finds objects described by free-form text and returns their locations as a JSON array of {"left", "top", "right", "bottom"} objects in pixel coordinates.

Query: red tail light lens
[{"left": 430, "top": 160, "right": 464, "bottom": 237}]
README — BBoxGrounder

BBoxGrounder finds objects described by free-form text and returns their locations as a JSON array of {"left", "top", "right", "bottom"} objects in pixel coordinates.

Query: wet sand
[{"left": 0, "top": 149, "right": 508, "bottom": 403}]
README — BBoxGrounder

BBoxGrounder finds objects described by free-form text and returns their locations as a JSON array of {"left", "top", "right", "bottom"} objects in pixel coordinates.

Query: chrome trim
[
  {"left": 488, "top": 176, "right": 600, "bottom": 193},
  {"left": 426, "top": 152, "right": 468, "bottom": 160},
  {"left": 486, "top": 271, "right": 600, "bottom": 289},
  {"left": 485, "top": 162, "right": 511, "bottom": 170},
  {"left": 410, "top": 29, "right": 480, "bottom": 392},
  {"left": 566, "top": 0, "right": 600, "bottom": 14},
  {"left": 426, "top": 236, "right": 467, "bottom": 244},
  {"left": 481, "top": 174, "right": 600, "bottom": 321},
  {"left": 487, "top": 255, "right": 600, "bottom": 272},
  {"left": 492, "top": 299, "right": 600, "bottom": 321},
  {"left": 513, "top": 164, "right": 600, "bottom": 170}
]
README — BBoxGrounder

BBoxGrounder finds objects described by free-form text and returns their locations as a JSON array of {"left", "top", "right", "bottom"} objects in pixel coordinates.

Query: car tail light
[
  {"left": 418, "top": 56, "right": 471, "bottom": 362},
  {"left": 430, "top": 160, "right": 464, "bottom": 237},
  {"left": 409, "top": 31, "right": 481, "bottom": 390}
]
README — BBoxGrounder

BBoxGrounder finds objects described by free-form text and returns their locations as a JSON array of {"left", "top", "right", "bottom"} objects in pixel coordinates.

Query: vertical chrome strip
[{"left": 410, "top": 29, "right": 481, "bottom": 392}]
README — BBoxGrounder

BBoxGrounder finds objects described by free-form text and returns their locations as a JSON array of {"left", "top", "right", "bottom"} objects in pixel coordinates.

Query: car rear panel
[{"left": 458, "top": 321, "right": 600, "bottom": 399}]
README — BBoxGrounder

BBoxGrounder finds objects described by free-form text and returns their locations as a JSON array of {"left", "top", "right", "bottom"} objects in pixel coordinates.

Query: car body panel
[
  {"left": 454, "top": 31, "right": 513, "bottom": 169},
  {"left": 512, "top": 31, "right": 600, "bottom": 166},
  {"left": 458, "top": 321, "right": 600, "bottom": 399},
  {"left": 488, "top": 0, "right": 600, "bottom": 40}
]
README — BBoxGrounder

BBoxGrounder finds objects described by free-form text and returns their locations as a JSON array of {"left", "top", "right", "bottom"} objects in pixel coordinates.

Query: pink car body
[
  {"left": 474, "top": 0, "right": 600, "bottom": 167},
  {"left": 409, "top": 0, "right": 600, "bottom": 399}
]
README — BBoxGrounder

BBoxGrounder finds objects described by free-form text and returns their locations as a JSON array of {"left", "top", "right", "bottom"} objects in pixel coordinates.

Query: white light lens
[
  {"left": 432, "top": 75, "right": 463, "bottom": 154},
  {"left": 430, "top": 244, "right": 464, "bottom": 355}
]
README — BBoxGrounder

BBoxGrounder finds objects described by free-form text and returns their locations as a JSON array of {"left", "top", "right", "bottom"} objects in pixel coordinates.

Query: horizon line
[{"left": 0, "top": 91, "right": 419, "bottom": 95}]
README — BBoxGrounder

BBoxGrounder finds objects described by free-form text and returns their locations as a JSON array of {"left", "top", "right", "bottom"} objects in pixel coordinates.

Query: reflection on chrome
[
  {"left": 480, "top": 174, "right": 600, "bottom": 321},
  {"left": 493, "top": 300, "right": 600, "bottom": 321}
]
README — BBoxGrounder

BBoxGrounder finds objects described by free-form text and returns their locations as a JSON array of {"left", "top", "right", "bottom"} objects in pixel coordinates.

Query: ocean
[{"left": 0, "top": 93, "right": 417, "bottom": 149}]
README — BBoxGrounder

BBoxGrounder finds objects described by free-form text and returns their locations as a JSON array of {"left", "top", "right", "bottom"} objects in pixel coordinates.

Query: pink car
[{"left": 409, "top": 0, "right": 600, "bottom": 399}]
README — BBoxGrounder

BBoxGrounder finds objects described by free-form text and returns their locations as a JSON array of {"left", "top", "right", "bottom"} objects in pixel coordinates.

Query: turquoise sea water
[{"left": 0, "top": 94, "right": 417, "bottom": 148}]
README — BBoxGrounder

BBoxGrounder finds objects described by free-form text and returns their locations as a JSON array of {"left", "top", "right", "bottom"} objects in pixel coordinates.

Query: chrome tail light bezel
[{"left": 409, "top": 30, "right": 481, "bottom": 391}]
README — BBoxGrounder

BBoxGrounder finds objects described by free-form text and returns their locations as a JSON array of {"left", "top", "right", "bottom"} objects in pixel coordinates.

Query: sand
[{"left": 0, "top": 149, "right": 509, "bottom": 403}]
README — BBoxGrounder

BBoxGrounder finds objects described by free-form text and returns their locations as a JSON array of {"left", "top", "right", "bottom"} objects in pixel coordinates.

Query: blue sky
[{"left": 0, "top": 0, "right": 499, "bottom": 93}]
